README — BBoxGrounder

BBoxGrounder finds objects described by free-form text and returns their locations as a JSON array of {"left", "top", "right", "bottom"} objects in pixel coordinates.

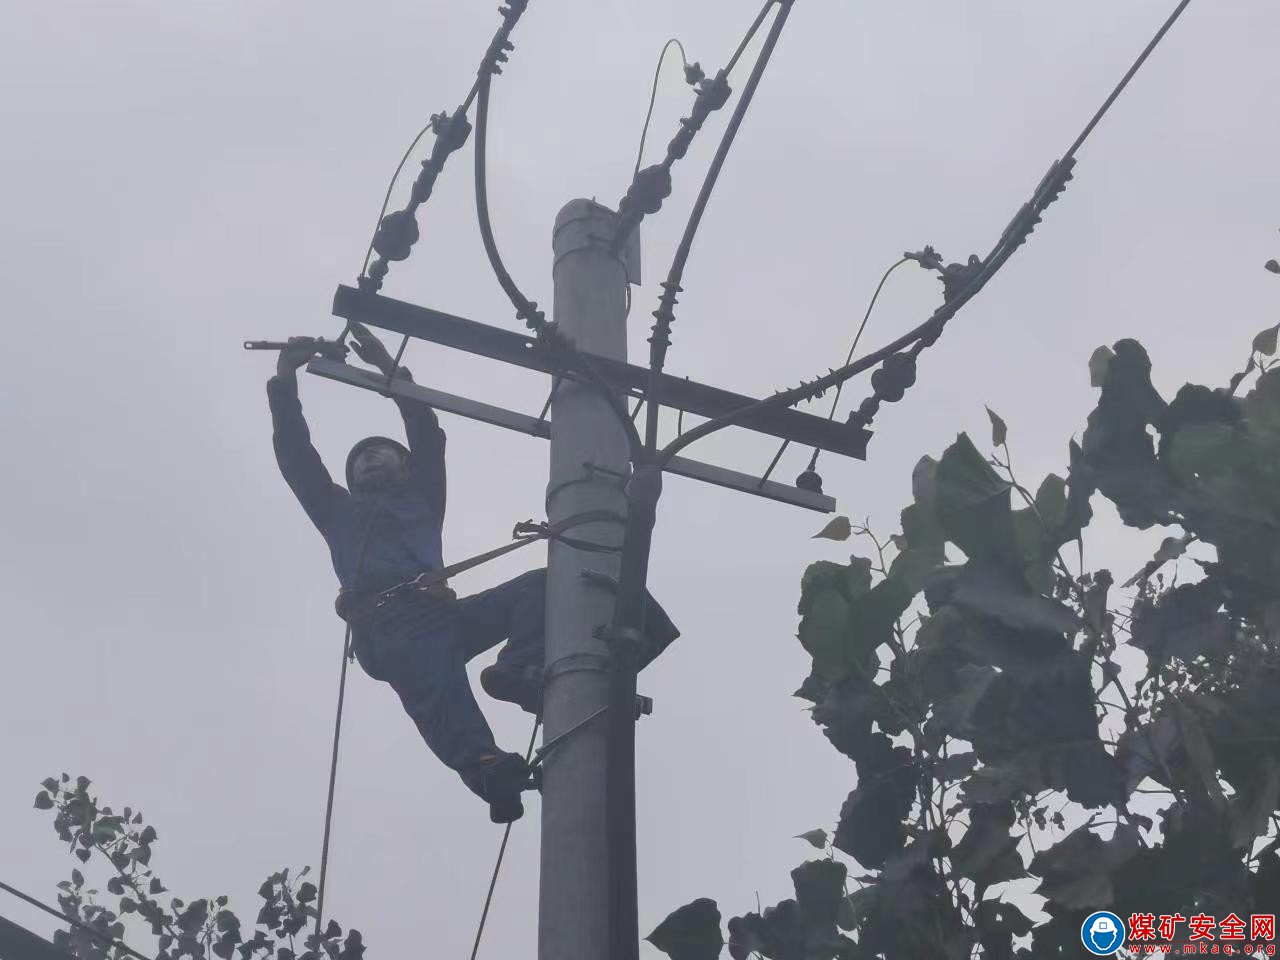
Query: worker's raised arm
[
  {"left": 394, "top": 386, "right": 447, "bottom": 518},
  {"left": 349, "top": 322, "right": 447, "bottom": 517},
  {"left": 267, "top": 341, "right": 341, "bottom": 532}
]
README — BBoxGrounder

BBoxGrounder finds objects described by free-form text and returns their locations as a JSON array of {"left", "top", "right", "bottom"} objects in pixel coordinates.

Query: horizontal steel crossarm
[
  {"left": 307, "top": 358, "right": 836, "bottom": 513},
  {"left": 331, "top": 284, "right": 870, "bottom": 460}
]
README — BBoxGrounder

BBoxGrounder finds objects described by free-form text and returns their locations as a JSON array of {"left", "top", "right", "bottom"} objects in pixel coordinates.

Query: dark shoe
[
  {"left": 480, "top": 662, "right": 543, "bottom": 715},
  {"left": 475, "top": 751, "right": 532, "bottom": 824}
]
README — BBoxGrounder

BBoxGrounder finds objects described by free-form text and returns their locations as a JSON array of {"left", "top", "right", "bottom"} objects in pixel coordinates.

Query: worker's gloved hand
[
  {"left": 349, "top": 321, "right": 397, "bottom": 373},
  {"left": 277, "top": 337, "right": 321, "bottom": 377}
]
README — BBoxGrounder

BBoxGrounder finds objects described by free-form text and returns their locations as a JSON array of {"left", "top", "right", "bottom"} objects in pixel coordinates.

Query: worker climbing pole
[
  {"left": 242, "top": 0, "right": 1195, "bottom": 955},
  {"left": 257, "top": 306, "right": 684, "bottom": 804}
]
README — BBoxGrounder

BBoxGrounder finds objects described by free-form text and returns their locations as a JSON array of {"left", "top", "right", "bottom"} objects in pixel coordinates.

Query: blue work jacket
[{"left": 267, "top": 374, "right": 446, "bottom": 592}]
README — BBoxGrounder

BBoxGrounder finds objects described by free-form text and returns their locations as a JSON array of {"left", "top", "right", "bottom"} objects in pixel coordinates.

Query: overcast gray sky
[{"left": 2, "top": 0, "right": 1277, "bottom": 957}]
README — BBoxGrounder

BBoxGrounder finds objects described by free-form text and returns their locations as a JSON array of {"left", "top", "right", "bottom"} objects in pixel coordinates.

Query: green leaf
[
  {"left": 34, "top": 792, "right": 53, "bottom": 810},
  {"left": 813, "top": 516, "right": 852, "bottom": 541},
  {"left": 1034, "top": 474, "right": 1068, "bottom": 535},
  {"left": 1088, "top": 345, "right": 1114, "bottom": 388},
  {"left": 1122, "top": 534, "right": 1189, "bottom": 587},
  {"left": 71, "top": 869, "right": 84, "bottom": 889},
  {"left": 837, "top": 886, "right": 880, "bottom": 931},
  {"left": 900, "top": 456, "right": 946, "bottom": 553},
  {"left": 1229, "top": 758, "right": 1280, "bottom": 849},
  {"left": 935, "top": 562, "right": 1079, "bottom": 635},
  {"left": 1115, "top": 713, "right": 1179, "bottom": 795},
  {"left": 646, "top": 899, "right": 723, "bottom": 960},
  {"left": 834, "top": 738, "right": 917, "bottom": 868},
  {"left": 792, "top": 859, "right": 847, "bottom": 928},
  {"left": 985, "top": 406, "right": 1008, "bottom": 447},
  {"left": 933, "top": 751, "right": 978, "bottom": 783},
  {"left": 1265, "top": 259, "right": 1280, "bottom": 274},
  {"left": 1254, "top": 323, "right": 1280, "bottom": 355},
  {"left": 1081, "top": 340, "right": 1171, "bottom": 529},
  {"left": 798, "top": 590, "right": 853, "bottom": 682},
  {"left": 1173, "top": 700, "right": 1225, "bottom": 809},
  {"left": 795, "top": 829, "right": 828, "bottom": 850},
  {"left": 1030, "top": 824, "right": 1140, "bottom": 911},
  {"left": 41, "top": 777, "right": 59, "bottom": 793},
  {"left": 935, "top": 433, "right": 1016, "bottom": 562},
  {"left": 951, "top": 803, "right": 1025, "bottom": 886},
  {"left": 925, "top": 665, "right": 997, "bottom": 743},
  {"left": 1131, "top": 580, "right": 1231, "bottom": 669}
]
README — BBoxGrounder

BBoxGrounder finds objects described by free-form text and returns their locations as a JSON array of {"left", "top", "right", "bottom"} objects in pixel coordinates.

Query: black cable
[
  {"left": 474, "top": 74, "right": 544, "bottom": 331},
  {"left": 644, "top": 0, "right": 791, "bottom": 451},
  {"left": 633, "top": 39, "right": 690, "bottom": 178},
  {"left": 610, "top": 0, "right": 777, "bottom": 256},
  {"left": 924, "top": 0, "right": 1197, "bottom": 342},
  {"left": 356, "top": 2, "right": 532, "bottom": 296},
  {"left": 725, "top": 0, "right": 775, "bottom": 74},
  {"left": 1063, "top": 0, "right": 1193, "bottom": 162},
  {"left": 662, "top": 0, "right": 1196, "bottom": 467},
  {"left": 0, "top": 879, "right": 154, "bottom": 960}
]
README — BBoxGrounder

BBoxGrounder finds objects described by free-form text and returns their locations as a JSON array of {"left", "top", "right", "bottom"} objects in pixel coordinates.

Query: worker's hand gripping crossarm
[{"left": 348, "top": 321, "right": 411, "bottom": 381}]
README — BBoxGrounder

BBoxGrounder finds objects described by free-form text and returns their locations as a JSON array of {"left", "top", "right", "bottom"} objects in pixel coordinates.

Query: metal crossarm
[
  {"left": 307, "top": 358, "right": 837, "bottom": 512},
  {"left": 331, "top": 284, "right": 871, "bottom": 460}
]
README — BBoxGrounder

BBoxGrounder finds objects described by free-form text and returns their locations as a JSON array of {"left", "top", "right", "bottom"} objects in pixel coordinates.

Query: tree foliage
[
  {"left": 32, "top": 776, "right": 365, "bottom": 960},
  {"left": 649, "top": 317, "right": 1280, "bottom": 958}
]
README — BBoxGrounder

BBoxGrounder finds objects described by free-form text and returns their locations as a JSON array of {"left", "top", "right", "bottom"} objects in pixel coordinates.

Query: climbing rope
[
  {"left": 314, "top": 494, "right": 386, "bottom": 938},
  {"left": 468, "top": 716, "right": 541, "bottom": 960}
]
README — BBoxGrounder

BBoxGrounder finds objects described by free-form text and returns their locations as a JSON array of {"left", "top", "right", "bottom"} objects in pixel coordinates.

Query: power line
[
  {"left": 611, "top": 0, "right": 777, "bottom": 253},
  {"left": 725, "top": 0, "right": 775, "bottom": 75},
  {"left": 661, "top": 0, "right": 1197, "bottom": 466},
  {"left": 0, "top": 880, "right": 153, "bottom": 960},
  {"left": 474, "top": 73, "right": 545, "bottom": 332},
  {"left": 643, "top": 0, "right": 791, "bottom": 449},
  {"left": 1063, "top": 0, "right": 1193, "bottom": 161},
  {"left": 355, "top": 0, "right": 534, "bottom": 298}
]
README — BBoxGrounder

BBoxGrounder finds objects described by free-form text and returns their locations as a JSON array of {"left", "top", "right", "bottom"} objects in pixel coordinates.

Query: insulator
[
  {"left": 372, "top": 210, "right": 419, "bottom": 262},
  {"left": 795, "top": 468, "right": 824, "bottom": 494}
]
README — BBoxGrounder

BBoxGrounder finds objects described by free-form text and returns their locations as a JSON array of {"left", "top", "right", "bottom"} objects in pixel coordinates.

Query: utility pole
[{"left": 539, "top": 199, "right": 640, "bottom": 960}]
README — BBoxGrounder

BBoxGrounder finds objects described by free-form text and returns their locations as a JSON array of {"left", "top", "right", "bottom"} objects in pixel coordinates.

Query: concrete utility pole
[{"left": 539, "top": 199, "right": 640, "bottom": 960}]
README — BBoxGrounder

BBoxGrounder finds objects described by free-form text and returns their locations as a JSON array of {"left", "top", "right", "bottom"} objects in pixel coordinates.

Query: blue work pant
[{"left": 353, "top": 568, "right": 677, "bottom": 800}]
